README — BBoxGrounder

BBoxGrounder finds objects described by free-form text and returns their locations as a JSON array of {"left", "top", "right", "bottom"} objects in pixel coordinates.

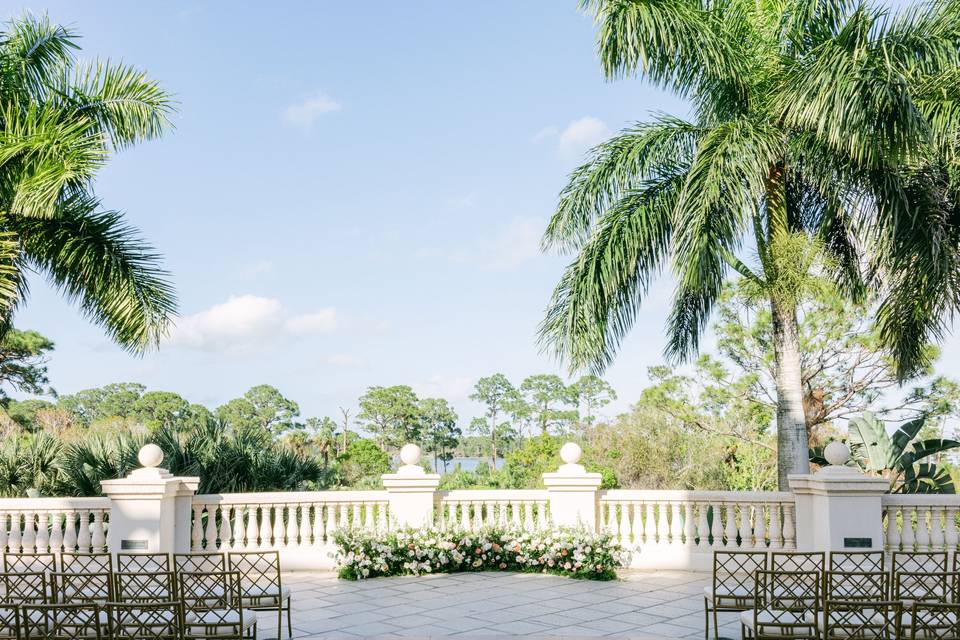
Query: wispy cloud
[
  {"left": 167, "top": 295, "right": 338, "bottom": 352},
  {"left": 281, "top": 91, "right": 342, "bottom": 129},
  {"left": 535, "top": 116, "right": 610, "bottom": 159},
  {"left": 324, "top": 354, "right": 369, "bottom": 369}
]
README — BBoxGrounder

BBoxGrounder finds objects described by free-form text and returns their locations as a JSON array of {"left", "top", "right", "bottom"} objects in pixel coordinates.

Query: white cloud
[
  {"left": 284, "top": 309, "right": 338, "bottom": 335},
  {"left": 281, "top": 92, "right": 342, "bottom": 129},
  {"left": 414, "top": 375, "right": 475, "bottom": 402},
  {"left": 167, "top": 295, "right": 338, "bottom": 352},
  {"left": 558, "top": 116, "right": 610, "bottom": 158},
  {"left": 532, "top": 125, "right": 559, "bottom": 143},
  {"left": 324, "top": 354, "right": 369, "bottom": 368}
]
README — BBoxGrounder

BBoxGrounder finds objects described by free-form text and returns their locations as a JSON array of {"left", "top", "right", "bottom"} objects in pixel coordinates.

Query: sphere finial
[
  {"left": 138, "top": 443, "right": 164, "bottom": 468},
  {"left": 560, "top": 442, "right": 582, "bottom": 465},
  {"left": 823, "top": 441, "right": 850, "bottom": 467},
  {"left": 400, "top": 443, "right": 421, "bottom": 466}
]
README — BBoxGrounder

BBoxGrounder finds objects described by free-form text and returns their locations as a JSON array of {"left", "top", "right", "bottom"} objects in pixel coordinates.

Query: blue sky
[{"left": 5, "top": 0, "right": 954, "bottom": 426}]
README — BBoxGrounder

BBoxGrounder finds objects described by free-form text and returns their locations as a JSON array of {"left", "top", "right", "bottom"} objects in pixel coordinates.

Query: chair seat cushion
[
  {"left": 740, "top": 609, "right": 817, "bottom": 636},
  {"left": 187, "top": 609, "right": 257, "bottom": 634},
  {"left": 703, "top": 585, "right": 751, "bottom": 608},
  {"left": 242, "top": 585, "right": 291, "bottom": 606}
]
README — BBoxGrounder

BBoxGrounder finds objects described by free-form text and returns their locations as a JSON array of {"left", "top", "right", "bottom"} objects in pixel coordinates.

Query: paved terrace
[{"left": 266, "top": 570, "right": 734, "bottom": 640}]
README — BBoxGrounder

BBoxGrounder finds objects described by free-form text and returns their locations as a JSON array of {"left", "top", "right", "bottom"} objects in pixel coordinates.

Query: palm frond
[
  {"left": 11, "top": 193, "right": 178, "bottom": 353},
  {"left": 0, "top": 13, "right": 77, "bottom": 100}
]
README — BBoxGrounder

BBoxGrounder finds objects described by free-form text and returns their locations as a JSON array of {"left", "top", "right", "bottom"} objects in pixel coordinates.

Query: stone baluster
[
  {"left": 336, "top": 503, "right": 348, "bottom": 529},
  {"left": 754, "top": 504, "right": 767, "bottom": 549},
  {"left": 510, "top": 501, "right": 521, "bottom": 528},
  {"left": 537, "top": 501, "right": 550, "bottom": 529},
  {"left": 48, "top": 512, "right": 63, "bottom": 554},
  {"left": 5, "top": 512, "right": 19, "bottom": 553},
  {"left": 709, "top": 503, "right": 724, "bottom": 548},
  {"left": 90, "top": 510, "right": 106, "bottom": 552},
  {"left": 219, "top": 506, "right": 232, "bottom": 550},
  {"left": 782, "top": 503, "right": 796, "bottom": 549},
  {"left": 484, "top": 502, "right": 495, "bottom": 528},
  {"left": 930, "top": 506, "right": 945, "bottom": 551},
  {"left": 618, "top": 503, "right": 631, "bottom": 546},
  {"left": 245, "top": 505, "right": 258, "bottom": 548},
  {"left": 669, "top": 503, "right": 682, "bottom": 545},
  {"left": 35, "top": 512, "right": 49, "bottom": 554},
  {"left": 901, "top": 505, "right": 916, "bottom": 552},
  {"left": 323, "top": 504, "right": 336, "bottom": 542},
  {"left": 628, "top": 503, "right": 640, "bottom": 546},
  {"left": 657, "top": 502, "right": 669, "bottom": 545},
  {"left": 724, "top": 504, "right": 737, "bottom": 548},
  {"left": 495, "top": 501, "right": 506, "bottom": 528},
  {"left": 284, "top": 506, "right": 298, "bottom": 547},
  {"left": 309, "top": 504, "right": 322, "bottom": 545},
  {"left": 768, "top": 504, "right": 783, "bottom": 549},
  {"left": 362, "top": 503, "right": 373, "bottom": 534},
  {"left": 0, "top": 513, "right": 8, "bottom": 553},
  {"left": 644, "top": 503, "right": 657, "bottom": 544},
  {"left": 471, "top": 502, "right": 482, "bottom": 530},
  {"left": 738, "top": 502, "right": 753, "bottom": 548},
  {"left": 21, "top": 511, "right": 35, "bottom": 553},
  {"left": 916, "top": 507, "right": 932, "bottom": 552},
  {"left": 62, "top": 511, "right": 77, "bottom": 553},
  {"left": 233, "top": 506, "right": 246, "bottom": 549},
  {"left": 682, "top": 503, "right": 695, "bottom": 546},
  {"left": 76, "top": 510, "right": 91, "bottom": 553},
  {"left": 601, "top": 503, "right": 613, "bottom": 534},
  {"left": 351, "top": 502, "right": 361, "bottom": 529},
  {"left": 946, "top": 506, "right": 959, "bottom": 552},
  {"left": 257, "top": 506, "right": 272, "bottom": 549},
  {"left": 696, "top": 503, "right": 709, "bottom": 548},
  {"left": 204, "top": 506, "right": 218, "bottom": 550},
  {"left": 523, "top": 503, "right": 534, "bottom": 531},
  {"left": 885, "top": 506, "right": 901, "bottom": 552},
  {"left": 271, "top": 506, "right": 285, "bottom": 547},
  {"left": 190, "top": 505, "right": 204, "bottom": 550},
  {"left": 379, "top": 502, "right": 389, "bottom": 531}
]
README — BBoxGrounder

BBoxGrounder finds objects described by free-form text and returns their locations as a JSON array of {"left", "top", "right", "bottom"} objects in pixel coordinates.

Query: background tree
[
  {"left": 216, "top": 385, "right": 299, "bottom": 437},
  {"left": 519, "top": 374, "right": 578, "bottom": 435},
  {"left": 541, "top": 0, "right": 960, "bottom": 488},
  {"left": 131, "top": 391, "right": 190, "bottom": 431},
  {"left": 0, "top": 329, "right": 54, "bottom": 401},
  {"left": 569, "top": 375, "right": 617, "bottom": 430},
  {"left": 338, "top": 406, "right": 351, "bottom": 455},
  {"left": 0, "top": 14, "right": 177, "bottom": 349},
  {"left": 306, "top": 416, "right": 337, "bottom": 468},
  {"left": 419, "top": 398, "right": 460, "bottom": 472},
  {"left": 356, "top": 385, "right": 420, "bottom": 449},
  {"left": 470, "top": 374, "right": 519, "bottom": 466}
]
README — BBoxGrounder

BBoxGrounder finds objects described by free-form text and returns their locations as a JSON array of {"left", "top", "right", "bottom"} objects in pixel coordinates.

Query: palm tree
[
  {"left": 541, "top": 0, "right": 960, "bottom": 488},
  {"left": 0, "top": 14, "right": 177, "bottom": 350}
]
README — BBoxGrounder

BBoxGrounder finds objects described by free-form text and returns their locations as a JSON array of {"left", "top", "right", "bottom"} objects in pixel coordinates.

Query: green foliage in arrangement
[
  {"left": 333, "top": 526, "right": 630, "bottom": 581},
  {"left": 811, "top": 413, "right": 960, "bottom": 494}
]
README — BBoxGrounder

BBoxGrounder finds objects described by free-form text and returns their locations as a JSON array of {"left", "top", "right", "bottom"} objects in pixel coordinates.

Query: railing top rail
[
  {"left": 438, "top": 489, "right": 549, "bottom": 500},
  {"left": 599, "top": 489, "right": 794, "bottom": 503},
  {"left": 882, "top": 494, "right": 960, "bottom": 506},
  {"left": 0, "top": 496, "right": 111, "bottom": 510},
  {"left": 192, "top": 490, "right": 388, "bottom": 505}
]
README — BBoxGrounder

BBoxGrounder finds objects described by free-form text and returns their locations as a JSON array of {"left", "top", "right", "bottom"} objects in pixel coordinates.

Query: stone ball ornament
[
  {"left": 400, "top": 443, "right": 422, "bottom": 466},
  {"left": 823, "top": 441, "right": 850, "bottom": 467},
  {"left": 138, "top": 443, "right": 164, "bottom": 468},
  {"left": 560, "top": 442, "right": 582, "bottom": 465}
]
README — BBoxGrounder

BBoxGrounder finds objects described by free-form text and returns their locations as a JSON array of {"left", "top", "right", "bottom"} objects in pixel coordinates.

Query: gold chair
[
  {"left": 740, "top": 569, "right": 819, "bottom": 639},
  {"left": 0, "top": 573, "right": 47, "bottom": 606},
  {"left": 51, "top": 571, "right": 112, "bottom": 604},
  {"left": 825, "top": 569, "right": 888, "bottom": 601},
  {"left": 114, "top": 571, "right": 177, "bottom": 603},
  {"left": 59, "top": 554, "right": 111, "bottom": 575},
  {"left": 105, "top": 601, "right": 182, "bottom": 640},
  {"left": 703, "top": 551, "right": 768, "bottom": 640},
  {"left": 178, "top": 570, "right": 257, "bottom": 640},
  {"left": 21, "top": 602, "right": 101, "bottom": 639},
  {"left": 0, "top": 605, "right": 19, "bottom": 640},
  {"left": 910, "top": 602, "right": 960, "bottom": 639},
  {"left": 228, "top": 551, "right": 290, "bottom": 639},
  {"left": 822, "top": 600, "right": 900, "bottom": 639},
  {"left": 1, "top": 556, "right": 56, "bottom": 577},
  {"left": 174, "top": 553, "right": 225, "bottom": 575}
]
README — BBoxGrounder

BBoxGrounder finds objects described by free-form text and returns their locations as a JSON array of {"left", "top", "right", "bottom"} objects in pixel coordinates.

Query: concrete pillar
[
  {"left": 382, "top": 444, "right": 441, "bottom": 528},
  {"left": 100, "top": 444, "right": 200, "bottom": 554},
  {"left": 542, "top": 442, "right": 602, "bottom": 529},
  {"left": 788, "top": 441, "right": 888, "bottom": 552}
]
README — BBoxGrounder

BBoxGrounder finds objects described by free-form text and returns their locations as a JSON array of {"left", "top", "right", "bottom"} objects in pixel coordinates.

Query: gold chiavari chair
[
  {"left": 0, "top": 605, "right": 19, "bottom": 640},
  {"left": 178, "top": 571, "right": 257, "bottom": 640},
  {"left": 0, "top": 573, "right": 47, "bottom": 606},
  {"left": 51, "top": 571, "right": 112, "bottom": 605},
  {"left": 21, "top": 602, "right": 101, "bottom": 640},
  {"left": 822, "top": 600, "right": 900, "bottom": 639},
  {"left": 910, "top": 602, "right": 960, "bottom": 640},
  {"left": 227, "top": 551, "right": 290, "bottom": 639},
  {"left": 114, "top": 571, "right": 177, "bottom": 604},
  {"left": 704, "top": 551, "right": 768, "bottom": 640},
  {"left": 741, "top": 569, "right": 819, "bottom": 639},
  {"left": 174, "top": 553, "right": 224, "bottom": 575},
  {"left": 105, "top": 601, "right": 182, "bottom": 640}
]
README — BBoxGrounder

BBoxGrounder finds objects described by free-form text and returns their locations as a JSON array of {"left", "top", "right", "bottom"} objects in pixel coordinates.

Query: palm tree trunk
[
  {"left": 491, "top": 412, "right": 498, "bottom": 468},
  {"left": 771, "top": 296, "right": 810, "bottom": 489}
]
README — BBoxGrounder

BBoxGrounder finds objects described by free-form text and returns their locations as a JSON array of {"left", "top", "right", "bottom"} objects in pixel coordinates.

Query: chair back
[
  {"left": 828, "top": 550, "right": 884, "bottom": 572},
  {"left": 22, "top": 602, "right": 102, "bottom": 639},
  {"left": 0, "top": 573, "right": 47, "bottom": 605},
  {"left": 114, "top": 571, "right": 176, "bottom": 603},
  {"left": 105, "top": 601, "right": 181, "bottom": 640},
  {"left": 893, "top": 551, "right": 949, "bottom": 574},
  {"left": 59, "top": 553, "right": 111, "bottom": 574},
  {"left": 910, "top": 602, "right": 960, "bottom": 640},
  {"left": 823, "top": 600, "right": 900, "bottom": 639},
  {"left": 710, "top": 551, "right": 767, "bottom": 607},
  {"left": 116, "top": 553, "right": 170, "bottom": 574},
  {"left": 0, "top": 605, "right": 19, "bottom": 640},
  {"left": 227, "top": 550, "right": 283, "bottom": 606},
  {"left": 173, "top": 553, "right": 224, "bottom": 575},
  {"left": 753, "top": 569, "right": 820, "bottom": 638},
  {"left": 51, "top": 571, "right": 112, "bottom": 604},
  {"left": 2, "top": 555, "right": 56, "bottom": 576},
  {"left": 177, "top": 571, "right": 239, "bottom": 613},
  {"left": 770, "top": 551, "right": 824, "bottom": 574},
  {"left": 894, "top": 570, "right": 958, "bottom": 604},
  {"left": 825, "top": 570, "right": 888, "bottom": 601}
]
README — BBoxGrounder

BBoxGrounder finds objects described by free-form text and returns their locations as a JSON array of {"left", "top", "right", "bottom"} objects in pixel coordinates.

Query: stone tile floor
[{"left": 257, "top": 571, "right": 742, "bottom": 640}]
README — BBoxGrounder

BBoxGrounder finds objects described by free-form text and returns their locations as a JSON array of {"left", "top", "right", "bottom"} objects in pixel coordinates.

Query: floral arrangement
[{"left": 333, "top": 526, "right": 631, "bottom": 580}]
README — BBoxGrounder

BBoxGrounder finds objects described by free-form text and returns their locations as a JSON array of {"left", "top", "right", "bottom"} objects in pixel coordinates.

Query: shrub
[{"left": 333, "top": 526, "right": 630, "bottom": 581}]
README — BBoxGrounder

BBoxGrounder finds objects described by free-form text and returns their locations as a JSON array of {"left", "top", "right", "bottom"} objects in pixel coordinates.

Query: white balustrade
[
  {"left": 437, "top": 490, "right": 550, "bottom": 532},
  {"left": 882, "top": 495, "right": 960, "bottom": 552},
  {"left": 0, "top": 498, "right": 110, "bottom": 553},
  {"left": 190, "top": 491, "right": 389, "bottom": 551},
  {"left": 598, "top": 490, "right": 796, "bottom": 551}
]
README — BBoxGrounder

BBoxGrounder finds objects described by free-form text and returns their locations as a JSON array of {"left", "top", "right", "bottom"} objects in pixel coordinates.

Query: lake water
[{"left": 430, "top": 457, "right": 505, "bottom": 473}]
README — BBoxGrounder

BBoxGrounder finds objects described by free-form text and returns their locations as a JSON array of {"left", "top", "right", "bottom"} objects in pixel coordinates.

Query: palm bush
[{"left": 812, "top": 413, "right": 960, "bottom": 493}]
